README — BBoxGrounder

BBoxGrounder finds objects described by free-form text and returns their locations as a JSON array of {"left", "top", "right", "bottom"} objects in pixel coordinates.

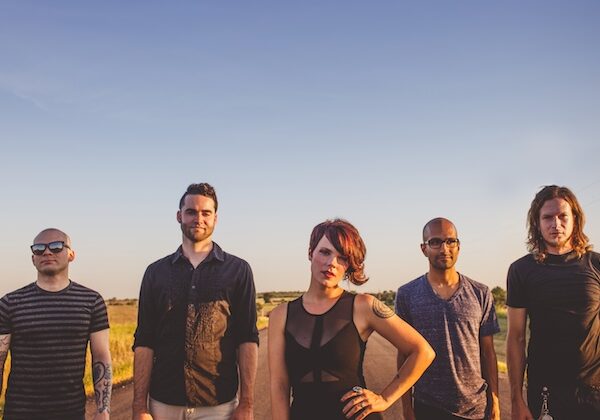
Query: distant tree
[
  {"left": 262, "top": 292, "right": 274, "bottom": 304},
  {"left": 491, "top": 286, "right": 506, "bottom": 307},
  {"left": 256, "top": 300, "right": 264, "bottom": 316},
  {"left": 371, "top": 290, "right": 396, "bottom": 307}
]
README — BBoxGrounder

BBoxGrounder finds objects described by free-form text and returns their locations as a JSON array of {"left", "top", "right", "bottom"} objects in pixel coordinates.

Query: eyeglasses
[
  {"left": 30, "top": 241, "right": 70, "bottom": 255},
  {"left": 423, "top": 238, "right": 460, "bottom": 249}
]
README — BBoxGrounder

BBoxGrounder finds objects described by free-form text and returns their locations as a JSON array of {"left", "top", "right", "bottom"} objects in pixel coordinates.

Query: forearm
[
  {"left": 506, "top": 333, "right": 527, "bottom": 402},
  {"left": 397, "top": 352, "right": 414, "bottom": 417},
  {"left": 92, "top": 354, "right": 112, "bottom": 414},
  {"left": 481, "top": 337, "right": 499, "bottom": 396},
  {"left": 0, "top": 334, "right": 9, "bottom": 397},
  {"left": 270, "top": 382, "right": 291, "bottom": 420},
  {"left": 381, "top": 345, "right": 434, "bottom": 408},
  {"left": 481, "top": 339, "right": 500, "bottom": 418},
  {"left": 133, "top": 346, "right": 154, "bottom": 414},
  {"left": 238, "top": 342, "right": 258, "bottom": 406}
]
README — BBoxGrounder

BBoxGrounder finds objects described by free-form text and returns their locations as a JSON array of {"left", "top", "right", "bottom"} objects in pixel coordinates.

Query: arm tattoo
[
  {"left": 372, "top": 299, "right": 395, "bottom": 319},
  {"left": 0, "top": 335, "right": 11, "bottom": 395},
  {"left": 93, "top": 361, "right": 112, "bottom": 413}
]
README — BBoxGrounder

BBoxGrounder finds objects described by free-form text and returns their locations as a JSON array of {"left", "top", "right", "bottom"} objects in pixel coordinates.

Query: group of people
[{"left": 0, "top": 183, "right": 598, "bottom": 420}]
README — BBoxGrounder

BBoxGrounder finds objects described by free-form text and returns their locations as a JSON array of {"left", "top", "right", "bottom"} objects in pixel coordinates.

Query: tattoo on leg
[
  {"left": 93, "top": 361, "right": 112, "bottom": 413},
  {"left": 372, "top": 299, "right": 394, "bottom": 318}
]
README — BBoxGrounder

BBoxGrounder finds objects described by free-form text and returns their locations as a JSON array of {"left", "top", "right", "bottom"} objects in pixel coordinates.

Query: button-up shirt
[{"left": 133, "top": 243, "right": 259, "bottom": 406}]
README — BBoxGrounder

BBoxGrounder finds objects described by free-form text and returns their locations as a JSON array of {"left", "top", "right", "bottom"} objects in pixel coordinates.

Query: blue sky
[{"left": 1, "top": 1, "right": 599, "bottom": 299}]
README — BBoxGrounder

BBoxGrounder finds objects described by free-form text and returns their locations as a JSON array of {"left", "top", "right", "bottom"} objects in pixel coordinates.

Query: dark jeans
[
  {"left": 528, "top": 382, "right": 600, "bottom": 420},
  {"left": 414, "top": 400, "right": 484, "bottom": 420}
]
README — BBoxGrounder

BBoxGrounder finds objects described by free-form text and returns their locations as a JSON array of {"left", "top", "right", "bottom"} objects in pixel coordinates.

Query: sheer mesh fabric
[
  {"left": 284, "top": 291, "right": 382, "bottom": 419},
  {"left": 285, "top": 292, "right": 354, "bottom": 383}
]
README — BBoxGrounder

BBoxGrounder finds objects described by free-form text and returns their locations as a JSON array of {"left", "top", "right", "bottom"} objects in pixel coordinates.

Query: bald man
[
  {"left": 0, "top": 228, "right": 112, "bottom": 420},
  {"left": 395, "top": 218, "right": 500, "bottom": 420}
]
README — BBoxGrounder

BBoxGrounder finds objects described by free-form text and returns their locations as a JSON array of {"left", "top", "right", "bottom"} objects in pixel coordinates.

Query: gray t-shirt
[{"left": 395, "top": 274, "right": 500, "bottom": 419}]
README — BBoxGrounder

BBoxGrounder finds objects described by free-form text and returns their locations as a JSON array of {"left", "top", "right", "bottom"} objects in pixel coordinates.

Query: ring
[{"left": 352, "top": 386, "right": 363, "bottom": 394}]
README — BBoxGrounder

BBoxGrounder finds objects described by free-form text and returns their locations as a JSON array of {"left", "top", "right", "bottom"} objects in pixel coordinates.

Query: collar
[
  {"left": 544, "top": 249, "right": 580, "bottom": 264},
  {"left": 170, "top": 242, "right": 225, "bottom": 265}
]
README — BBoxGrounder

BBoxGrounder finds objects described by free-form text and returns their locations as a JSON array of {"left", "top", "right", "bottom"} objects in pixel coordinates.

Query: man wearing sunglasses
[
  {"left": 0, "top": 228, "right": 112, "bottom": 420},
  {"left": 507, "top": 186, "right": 600, "bottom": 420},
  {"left": 395, "top": 218, "right": 500, "bottom": 420},
  {"left": 133, "top": 183, "right": 258, "bottom": 420}
]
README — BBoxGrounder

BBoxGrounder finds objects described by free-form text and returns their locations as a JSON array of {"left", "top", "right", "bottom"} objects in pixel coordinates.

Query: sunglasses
[
  {"left": 30, "top": 241, "right": 70, "bottom": 256},
  {"left": 423, "top": 238, "right": 460, "bottom": 249}
]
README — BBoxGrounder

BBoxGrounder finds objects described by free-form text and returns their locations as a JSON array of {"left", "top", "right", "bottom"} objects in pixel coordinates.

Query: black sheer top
[{"left": 284, "top": 291, "right": 382, "bottom": 419}]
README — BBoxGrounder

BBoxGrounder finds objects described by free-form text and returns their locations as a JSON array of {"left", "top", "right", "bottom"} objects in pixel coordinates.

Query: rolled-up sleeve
[
  {"left": 232, "top": 261, "right": 259, "bottom": 346},
  {"left": 133, "top": 266, "right": 157, "bottom": 349}
]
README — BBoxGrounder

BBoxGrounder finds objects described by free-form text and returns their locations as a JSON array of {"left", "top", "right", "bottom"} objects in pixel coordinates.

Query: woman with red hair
[{"left": 269, "top": 219, "right": 434, "bottom": 419}]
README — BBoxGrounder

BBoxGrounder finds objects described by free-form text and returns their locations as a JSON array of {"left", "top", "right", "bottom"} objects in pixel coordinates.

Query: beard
[
  {"left": 430, "top": 255, "right": 457, "bottom": 270},
  {"left": 180, "top": 221, "right": 214, "bottom": 243},
  {"left": 542, "top": 232, "right": 573, "bottom": 251},
  {"left": 35, "top": 261, "right": 68, "bottom": 276}
]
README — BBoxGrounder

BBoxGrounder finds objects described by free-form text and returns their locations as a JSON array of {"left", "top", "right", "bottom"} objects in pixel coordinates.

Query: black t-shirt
[{"left": 507, "top": 251, "right": 600, "bottom": 387}]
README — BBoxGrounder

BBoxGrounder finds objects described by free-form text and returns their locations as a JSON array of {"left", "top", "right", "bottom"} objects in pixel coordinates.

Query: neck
[
  {"left": 427, "top": 267, "right": 459, "bottom": 286},
  {"left": 305, "top": 281, "right": 344, "bottom": 301},
  {"left": 546, "top": 242, "right": 574, "bottom": 256},
  {"left": 36, "top": 273, "right": 70, "bottom": 292},
  {"left": 182, "top": 237, "right": 214, "bottom": 268}
]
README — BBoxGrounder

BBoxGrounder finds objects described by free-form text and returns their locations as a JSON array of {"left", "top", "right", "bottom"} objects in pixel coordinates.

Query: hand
[
  {"left": 341, "top": 386, "right": 390, "bottom": 420},
  {"left": 490, "top": 394, "right": 501, "bottom": 420},
  {"left": 93, "top": 412, "right": 110, "bottom": 420},
  {"left": 511, "top": 397, "right": 534, "bottom": 420},
  {"left": 132, "top": 412, "right": 153, "bottom": 420},
  {"left": 231, "top": 400, "right": 254, "bottom": 420}
]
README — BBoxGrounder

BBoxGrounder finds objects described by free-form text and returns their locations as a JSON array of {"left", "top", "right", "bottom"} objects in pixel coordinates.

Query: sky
[{"left": 1, "top": 1, "right": 599, "bottom": 299}]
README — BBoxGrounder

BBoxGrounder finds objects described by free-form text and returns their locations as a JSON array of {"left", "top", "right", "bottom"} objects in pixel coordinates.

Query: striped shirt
[{"left": 0, "top": 281, "right": 109, "bottom": 420}]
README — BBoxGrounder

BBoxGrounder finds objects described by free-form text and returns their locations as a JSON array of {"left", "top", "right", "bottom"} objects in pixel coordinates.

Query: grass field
[{"left": 495, "top": 307, "right": 508, "bottom": 373}]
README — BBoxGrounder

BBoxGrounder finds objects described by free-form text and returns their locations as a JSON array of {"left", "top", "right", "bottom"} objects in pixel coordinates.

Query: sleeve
[
  {"left": 0, "top": 295, "right": 12, "bottom": 335},
  {"left": 133, "top": 265, "right": 158, "bottom": 349},
  {"left": 232, "top": 261, "right": 259, "bottom": 346},
  {"left": 394, "top": 287, "right": 412, "bottom": 324},
  {"left": 506, "top": 260, "right": 528, "bottom": 308},
  {"left": 479, "top": 287, "right": 500, "bottom": 337},
  {"left": 591, "top": 252, "right": 600, "bottom": 276},
  {"left": 90, "top": 294, "right": 109, "bottom": 333}
]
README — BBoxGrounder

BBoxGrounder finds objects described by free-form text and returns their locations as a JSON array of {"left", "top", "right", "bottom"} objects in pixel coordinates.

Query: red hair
[{"left": 308, "top": 219, "right": 368, "bottom": 285}]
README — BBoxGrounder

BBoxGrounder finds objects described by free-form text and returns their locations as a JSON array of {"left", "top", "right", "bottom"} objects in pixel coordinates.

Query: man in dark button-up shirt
[{"left": 133, "top": 183, "right": 259, "bottom": 420}]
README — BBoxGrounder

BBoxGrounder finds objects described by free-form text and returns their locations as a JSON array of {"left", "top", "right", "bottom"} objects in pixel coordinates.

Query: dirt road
[{"left": 88, "top": 329, "right": 512, "bottom": 419}]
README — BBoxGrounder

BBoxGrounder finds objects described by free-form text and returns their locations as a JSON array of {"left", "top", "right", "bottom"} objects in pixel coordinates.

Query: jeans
[{"left": 149, "top": 397, "right": 239, "bottom": 420}]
